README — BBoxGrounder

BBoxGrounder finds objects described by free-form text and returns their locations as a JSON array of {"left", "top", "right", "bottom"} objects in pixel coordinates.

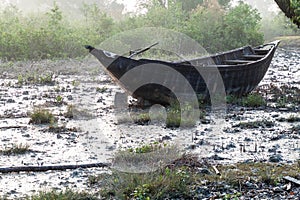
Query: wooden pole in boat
[{"left": 129, "top": 42, "right": 159, "bottom": 58}]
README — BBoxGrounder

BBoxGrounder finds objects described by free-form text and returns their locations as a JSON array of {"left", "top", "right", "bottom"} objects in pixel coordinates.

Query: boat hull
[{"left": 86, "top": 41, "right": 280, "bottom": 104}]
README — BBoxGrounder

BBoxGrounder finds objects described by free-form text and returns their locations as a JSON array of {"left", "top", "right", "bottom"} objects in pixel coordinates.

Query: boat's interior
[{"left": 177, "top": 43, "right": 275, "bottom": 67}]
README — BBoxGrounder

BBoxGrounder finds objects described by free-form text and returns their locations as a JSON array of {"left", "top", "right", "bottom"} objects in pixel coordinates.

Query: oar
[{"left": 129, "top": 42, "right": 159, "bottom": 58}]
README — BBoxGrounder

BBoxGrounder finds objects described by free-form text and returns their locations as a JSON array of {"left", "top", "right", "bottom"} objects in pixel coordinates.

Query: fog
[
  {"left": 0, "top": 0, "right": 127, "bottom": 19},
  {"left": 1, "top": 0, "right": 281, "bottom": 18}
]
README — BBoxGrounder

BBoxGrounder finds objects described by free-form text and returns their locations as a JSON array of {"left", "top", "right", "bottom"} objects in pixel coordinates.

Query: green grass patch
[
  {"left": 88, "top": 149, "right": 300, "bottom": 199},
  {"left": 227, "top": 93, "right": 266, "bottom": 107},
  {"left": 129, "top": 101, "right": 204, "bottom": 128},
  {"left": 0, "top": 143, "right": 30, "bottom": 155},
  {"left": 112, "top": 143, "right": 183, "bottom": 173},
  {"left": 29, "top": 108, "right": 56, "bottom": 124},
  {"left": 17, "top": 72, "right": 55, "bottom": 86},
  {"left": 27, "top": 189, "right": 98, "bottom": 200},
  {"left": 96, "top": 155, "right": 197, "bottom": 199}
]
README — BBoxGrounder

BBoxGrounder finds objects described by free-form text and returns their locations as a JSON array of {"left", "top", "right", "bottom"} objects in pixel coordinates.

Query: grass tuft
[
  {"left": 27, "top": 189, "right": 98, "bottom": 200},
  {"left": 128, "top": 101, "right": 204, "bottom": 128},
  {"left": 17, "top": 73, "right": 55, "bottom": 86},
  {"left": 0, "top": 143, "right": 30, "bottom": 155},
  {"left": 234, "top": 119, "right": 275, "bottom": 129},
  {"left": 112, "top": 143, "right": 183, "bottom": 173},
  {"left": 29, "top": 108, "right": 56, "bottom": 124},
  {"left": 227, "top": 93, "right": 266, "bottom": 107}
]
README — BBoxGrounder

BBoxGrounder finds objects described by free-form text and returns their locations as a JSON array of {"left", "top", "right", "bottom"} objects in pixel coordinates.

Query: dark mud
[{"left": 0, "top": 47, "right": 299, "bottom": 199}]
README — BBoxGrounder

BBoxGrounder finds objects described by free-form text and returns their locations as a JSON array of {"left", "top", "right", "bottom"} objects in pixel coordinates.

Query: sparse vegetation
[
  {"left": 129, "top": 102, "right": 204, "bottom": 128},
  {"left": 291, "top": 124, "right": 300, "bottom": 133},
  {"left": 87, "top": 149, "right": 300, "bottom": 199},
  {"left": 27, "top": 189, "right": 98, "bottom": 200},
  {"left": 258, "top": 84, "right": 300, "bottom": 107},
  {"left": 64, "top": 104, "right": 75, "bottom": 119},
  {"left": 112, "top": 143, "right": 182, "bottom": 173},
  {"left": 97, "top": 151, "right": 195, "bottom": 199},
  {"left": 63, "top": 105, "right": 94, "bottom": 120},
  {"left": 29, "top": 108, "right": 56, "bottom": 124},
  {"left": 96, "top": 87, "right": 108, "bottom": 93},
  {"left": 278, "top": 114, "right": 300, "bottom": 123},
  {"left": 234, "top": 119, "right": 275, "bottom": 129},
  {"left": 22, "top": 158, "right": 300, "bottom": 199},
  {"left": 165, "top": 102, "right": 196, "bottom": 128},
  {"left": 17, "top": 72, "right": 55, "bottom": 85},
  {"left": 286, "top": 114, "right": 300, "bottom": 123},
  {"left": 0, "top": 143, "right": 30, "bottom": 155},
  {"left": 55, "top": 95, "right": 63, "bottom": 105},
  {"left": 227, "top": 93, "right": 266, "bottom": 107},
  {"left": 48, "top": 124, "right": 78, "bottom": 133}
]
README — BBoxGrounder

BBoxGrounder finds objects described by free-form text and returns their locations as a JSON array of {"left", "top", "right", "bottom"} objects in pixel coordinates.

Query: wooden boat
[{"left": 85, "top": 40, "right": 280, "bottom": 104}]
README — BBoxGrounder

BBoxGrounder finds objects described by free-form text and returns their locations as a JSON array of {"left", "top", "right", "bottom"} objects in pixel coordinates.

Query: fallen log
[
  {"left": 0, "top": 125, "right": 27, "bottom": 130},
  {"left": 0, "top": 162, "right": 111, "bottom": 173}
]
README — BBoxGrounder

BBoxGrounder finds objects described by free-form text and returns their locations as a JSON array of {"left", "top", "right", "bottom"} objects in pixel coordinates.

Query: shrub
[
  {"left": 0, "top": 3, "right": 112, "bottom": 61},
  {"left": 0, "top": 1, "right": 264, "bottom": 61}
]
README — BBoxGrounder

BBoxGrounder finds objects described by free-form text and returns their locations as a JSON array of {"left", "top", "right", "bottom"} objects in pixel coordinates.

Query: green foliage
[
  {"left": 220, "top": 2, "right": 263, "bottom": 50},
  {"left": 180, "top": 2, "right": 263, "bottom": 53},
  {"left": 55, "top": 95, "right": 63, "bottom": 105},
  {"left": 290, "top": 0, "right": 300, "bottom": 27},
  {"left": 29, "top": 108, "right": 56, "bottom": 124},
  {"left": 0, "top": 1, "right": 264, "bottom": 60},
  {"left": 0, "top": 3, "right": 113, "bottom": 61}
]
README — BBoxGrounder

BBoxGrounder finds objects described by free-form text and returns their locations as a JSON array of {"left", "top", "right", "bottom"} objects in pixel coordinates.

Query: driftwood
[
  {"left": 283, "top": 176, "right": 300, "bottom": 186},
  {"left": 0, "top": 162, "right": 110, "bottom": 174},
  {"left": 0, "top": 126, "right": 27, "bottom": 130}
]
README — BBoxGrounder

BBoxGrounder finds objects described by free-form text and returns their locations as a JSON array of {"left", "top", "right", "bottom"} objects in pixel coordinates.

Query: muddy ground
[{"left": 0, "top": 46, "right": 299, "bottom": 199}]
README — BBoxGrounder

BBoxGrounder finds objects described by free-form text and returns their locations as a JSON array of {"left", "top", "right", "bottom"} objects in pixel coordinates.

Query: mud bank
[{"left": 0, "top": 47, "right": 299, "bottom": 198}]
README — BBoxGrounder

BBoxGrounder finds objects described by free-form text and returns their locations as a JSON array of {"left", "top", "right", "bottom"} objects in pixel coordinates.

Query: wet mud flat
[{"left": 0, "top": 47, "right": 299, "bottom": 199}]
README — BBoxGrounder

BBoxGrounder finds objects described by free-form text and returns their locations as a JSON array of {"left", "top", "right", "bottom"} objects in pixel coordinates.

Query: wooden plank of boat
[
  {"left": 254, "top": 49, "right": 269, "bottom": 55},
  {"left": 243, "top": 54, "right": 265, "bottom": 60},
  {"left": 224, "top": 59, "right": 253, "bottom": 64},
  {"left": 207, "top": 64, "right": 237, "bottom": 67}
]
